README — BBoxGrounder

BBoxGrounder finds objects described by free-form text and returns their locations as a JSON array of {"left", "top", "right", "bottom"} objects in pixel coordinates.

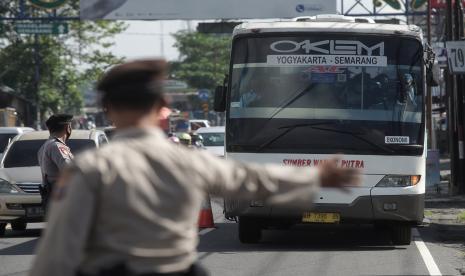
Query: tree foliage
[
  {"left": 0, "top": 0, "right": 127, "bottom": 118},
  {"left": 172, "top": 31, "right": 231, "bottom": 91}
]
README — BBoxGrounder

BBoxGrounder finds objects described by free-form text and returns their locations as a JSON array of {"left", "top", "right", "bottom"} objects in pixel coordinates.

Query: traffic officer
[
  {"left": 31, "top": 59, "right": 360, "bottom": 276},
  {"left": 178, "top": 132, "right": 192, "bottom": 147},
  {"left": 37, "top": 114, "right": 74, "bottom": 209}
]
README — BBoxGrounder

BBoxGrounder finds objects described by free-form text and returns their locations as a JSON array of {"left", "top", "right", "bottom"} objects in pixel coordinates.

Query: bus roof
[{"left": 233, "top": 20, "right": 423, "bottom": 40}]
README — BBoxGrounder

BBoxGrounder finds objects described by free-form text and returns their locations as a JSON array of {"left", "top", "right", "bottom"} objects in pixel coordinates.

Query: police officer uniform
[
  {"left": 37, "top": 114, "right": 74, "bottom": 208},
  {"left": 31, "top": 128, "right": 321, "bottom": 276},
  {"left": 30, "top": 60, "right": 325, "bottom": 276}
]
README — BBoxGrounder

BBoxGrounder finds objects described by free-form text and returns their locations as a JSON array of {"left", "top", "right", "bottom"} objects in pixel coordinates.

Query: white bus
[{"left": 214, "top": 15, "right": 438, "bottom": 245}]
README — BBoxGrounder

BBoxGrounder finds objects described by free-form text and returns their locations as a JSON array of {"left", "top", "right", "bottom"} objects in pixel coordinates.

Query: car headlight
[
  {"left": 0, "top": 178, "right": 20, "bottom": 194},
  {"left": 375, "top": 175, "right": 421, "bottom": 187}
]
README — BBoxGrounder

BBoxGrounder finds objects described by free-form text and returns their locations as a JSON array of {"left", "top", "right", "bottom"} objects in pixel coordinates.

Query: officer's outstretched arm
[
  {"left": 194, "top": 151, "right": 359, "bottom": 208},
  {"left": 30, "top": 168, "right": 96, "bottom": 276},
  {"left": 193, "top": 151, "right": 323, "bottom": 207}
]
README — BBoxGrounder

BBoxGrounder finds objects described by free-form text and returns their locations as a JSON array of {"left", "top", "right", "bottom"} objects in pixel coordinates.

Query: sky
[{"left": 110, "top": 20, "right": 195, "bottom": 62}]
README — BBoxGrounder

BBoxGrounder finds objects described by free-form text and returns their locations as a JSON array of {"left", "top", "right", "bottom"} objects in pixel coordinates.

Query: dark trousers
[{"left": 76, "top": 263, "right": 210, "bottom": 276}]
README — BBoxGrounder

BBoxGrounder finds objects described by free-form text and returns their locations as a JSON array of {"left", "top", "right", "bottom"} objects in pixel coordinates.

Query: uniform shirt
[
  {"left": 37, "top": 136, "right": 73, "bottom": 183},
  {"left": 31, "top": 128, "right": 320, "bottom": 276}
]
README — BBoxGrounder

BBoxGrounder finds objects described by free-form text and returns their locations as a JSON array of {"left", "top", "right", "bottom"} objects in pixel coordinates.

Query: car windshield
[
  {"left": 200, "top": 132, "right": 225, "bottom": 147},
  {"left": 3, "top": 139, "right": 96, "bottom": 168},
  {"left": 227, "top": 34, "right": 424, "bottom": 155},
  {"left": 0, "top": 133, "right": 18, "bottom": 153}
]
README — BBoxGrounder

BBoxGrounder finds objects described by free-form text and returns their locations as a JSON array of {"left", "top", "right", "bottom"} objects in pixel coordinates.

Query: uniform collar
[
  {"left": 50, "top": 136, "right": 66, "bottom": 145},
  {"left": 112, "top": 127, "right": 166, "bottom": 140}
]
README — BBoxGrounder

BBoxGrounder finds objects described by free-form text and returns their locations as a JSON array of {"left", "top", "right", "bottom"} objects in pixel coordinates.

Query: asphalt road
[{"left": 0, "top": 199, "right": 464, "bottom": 276}]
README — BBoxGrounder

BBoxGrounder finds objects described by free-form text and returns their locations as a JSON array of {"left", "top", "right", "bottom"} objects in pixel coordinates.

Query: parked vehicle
[
  {"left": 0, "top": 127, "right": 35, "bottom": 160},
  {"left": 0, "top": 129, "right": 108, "bottom": 236},
  {"left": 196, "top": 126, "right": 225, "bottom": 157}
]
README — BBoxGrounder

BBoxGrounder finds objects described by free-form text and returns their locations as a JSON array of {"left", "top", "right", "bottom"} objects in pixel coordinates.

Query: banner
[{"left": 80, "top": 0, "right": 337, "bottom": 20}]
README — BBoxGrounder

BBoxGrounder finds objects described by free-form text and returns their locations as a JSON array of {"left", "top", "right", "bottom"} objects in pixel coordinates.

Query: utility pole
[
  {"left": 160, "top": 21, "right": 165, "bottom": 57},
  {"left": 445, "top": 0, "right": 461, "bottom": 193},
  {"left": 446, "top": 0, "right": 465, "bottom": 194},
  {"left": 426, "top": 0, "right": 433, "bottom": 149},
  {"left": 455, "top": 0, "right": 465, "bottom": 194},
  {"left": 34, "top": 34, "right": 41, "bottom": 128}
]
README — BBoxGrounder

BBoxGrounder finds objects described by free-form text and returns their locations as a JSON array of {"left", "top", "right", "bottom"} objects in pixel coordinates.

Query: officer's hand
[{"left": 319, "top": 158, "right": 361, "bottom": 192}]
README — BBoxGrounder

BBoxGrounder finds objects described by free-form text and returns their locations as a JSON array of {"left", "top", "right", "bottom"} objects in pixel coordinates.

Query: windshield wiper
[
  {"left": 394, "top": 144, "right": 423, "bottom": 149},
  {"left": 257, "top": 122, "right": 333, "bottom": 152},
  {"left": 244, "top": 82, "right": 317, "bottom": 145},
  {"left": 310, "top": 126, "right": 396, "bottom": 154},
  {"left": 257, "top": 123, "right": 396, "bottom": 154},
  {"left": 265, "top": 83, "right": 316, "bottom": 123}
]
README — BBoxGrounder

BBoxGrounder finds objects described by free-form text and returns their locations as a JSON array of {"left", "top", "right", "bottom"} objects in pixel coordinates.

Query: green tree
[
  {"left": 172, "top": 31, "right": 231, "bottom": 91},
  {"left": 0, "top": 0, "right": 126, "bottom": 123}
]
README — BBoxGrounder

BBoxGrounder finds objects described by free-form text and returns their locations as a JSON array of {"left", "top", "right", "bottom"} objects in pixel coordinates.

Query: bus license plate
[{"left": 302, "top": 212, "right": 340, "bottom": 223}]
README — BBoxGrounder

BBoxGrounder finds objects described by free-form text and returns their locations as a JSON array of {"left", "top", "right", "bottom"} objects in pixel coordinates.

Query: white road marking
[
  {"left": 413, "top": 228, "right": 442, "bottom": 276},
  {"left": 199, "top": 228, "right": 215, "bottom": 236}
]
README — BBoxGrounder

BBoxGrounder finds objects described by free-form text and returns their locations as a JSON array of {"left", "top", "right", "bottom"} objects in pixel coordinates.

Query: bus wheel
[
  {"left": 238, "top": 217, "right": 261, "bottom": 244},
  {"left": 391, "top": 225, "right": 412, "bottom": 245}
]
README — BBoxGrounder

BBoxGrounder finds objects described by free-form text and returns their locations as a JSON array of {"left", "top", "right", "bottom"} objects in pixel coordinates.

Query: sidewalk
[
  {"left": 424, "top": 157, "right": 465, "bottom": 236},
  {"left": 423, "top": 194, "right": 465, "bottom": 246}
]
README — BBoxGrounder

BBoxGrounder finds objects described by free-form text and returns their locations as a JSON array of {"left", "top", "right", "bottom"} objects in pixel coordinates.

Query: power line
[{"left": 118, "top": 32, "right": 170, "bottom": 36}]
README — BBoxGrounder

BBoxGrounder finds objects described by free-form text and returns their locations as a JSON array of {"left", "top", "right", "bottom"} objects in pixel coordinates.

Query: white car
[
  {"left": 0, "top": 127, "right": 35, "bottom": 160},
  {"left": 196, "top": 126, "right": 225, "bottom": 157},
  {"left": 0, "top": 130, "right": 108, "bottom": 236}
]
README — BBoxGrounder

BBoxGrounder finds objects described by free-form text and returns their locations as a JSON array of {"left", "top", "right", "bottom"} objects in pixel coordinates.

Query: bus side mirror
[
  {"left": 214, "top": 85, "right": 226, "bottom": 112},
  {"left": 427, "top": 60, "right": 440, "bottom": 87}
]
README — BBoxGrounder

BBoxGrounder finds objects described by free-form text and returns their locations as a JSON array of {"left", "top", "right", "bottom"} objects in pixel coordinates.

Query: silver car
[{"left": 0, "top": 130, "right": 108, "bottom": 236}]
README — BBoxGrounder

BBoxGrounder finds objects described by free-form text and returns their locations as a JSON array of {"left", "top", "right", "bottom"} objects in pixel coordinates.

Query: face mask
[{"left": 65, "top": 125, "right": 72, "bottom": 141}]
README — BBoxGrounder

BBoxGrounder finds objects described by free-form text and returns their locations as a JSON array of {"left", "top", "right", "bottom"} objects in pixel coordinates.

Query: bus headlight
[
  {"left": 0, "top": 178, "right": 20, "bottom": 194},
  {"left": 375, "top": 175, "right": 421, "bottom": 187}
]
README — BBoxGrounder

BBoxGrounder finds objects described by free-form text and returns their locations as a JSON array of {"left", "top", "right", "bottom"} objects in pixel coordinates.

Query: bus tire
[
  {"left": 391, "top": 225, "right": 412, "bottom": 245},
  {"left": 0, "top": 223, "right": 6, "bottom": 237},
  {"left": 238, "top": 217, "right": 261, "bottom": 244}
]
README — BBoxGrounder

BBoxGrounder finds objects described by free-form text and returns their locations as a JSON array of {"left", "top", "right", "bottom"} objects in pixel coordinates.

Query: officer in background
[
  {"left": 31, "top": 60, "right": 359, "bottom": 276},
  {"left": 37, "top": 114, "right": 74, "bottom": 209},
  {"left": 178, "top": 132, "right": 192, "bottom": 147}
]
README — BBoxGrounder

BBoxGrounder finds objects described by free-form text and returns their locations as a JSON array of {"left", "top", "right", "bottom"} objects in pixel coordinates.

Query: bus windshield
[{"left": 227, "top": 34, "right": 424, "bottom": 156}]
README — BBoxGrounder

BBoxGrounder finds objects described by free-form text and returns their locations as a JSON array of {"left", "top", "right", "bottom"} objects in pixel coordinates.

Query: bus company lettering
[
  {"left": 340, "top": 160, "right": 365, "bottom": 168},
  {"left": 276, "top": 55, "right": 327, "bottom": 64},
  {"left": 270, "top": 40, "right": 384, "bottom": 56},
  {"left": 283, "top": 159, "right": 365, "bottom": 168},
  {"left": 267, "top": 55, "right": 387, "bottom": 67},
  {"left": 334, "top": 56, "right": 378, "bottom": 65}
]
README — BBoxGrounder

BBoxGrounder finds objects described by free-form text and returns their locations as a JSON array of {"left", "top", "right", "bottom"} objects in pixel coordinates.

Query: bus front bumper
[{"left": 226, "top": 194, "right": 425, "bottom": 225}]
